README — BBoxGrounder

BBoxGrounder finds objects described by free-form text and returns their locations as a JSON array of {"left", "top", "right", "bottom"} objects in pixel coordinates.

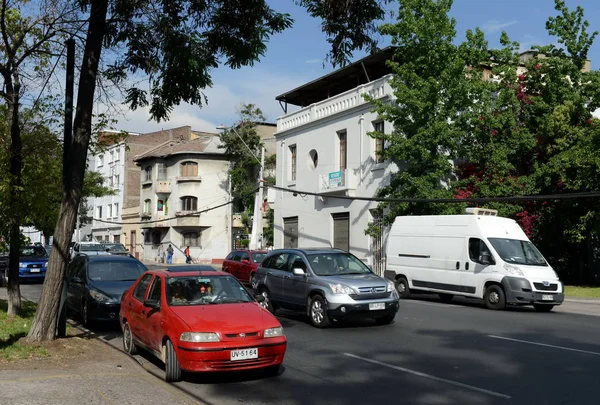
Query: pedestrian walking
[
  {"left": 166, "top": 244, "right": 174, "bottom": 264},
  {"left": 184, "top": 246, "right": 192, "bottom": 264}
]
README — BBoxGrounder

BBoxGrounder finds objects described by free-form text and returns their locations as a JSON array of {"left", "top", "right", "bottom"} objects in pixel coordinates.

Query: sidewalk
[{"left": 0, "top": 288, "right": 202, "bottom": 405}]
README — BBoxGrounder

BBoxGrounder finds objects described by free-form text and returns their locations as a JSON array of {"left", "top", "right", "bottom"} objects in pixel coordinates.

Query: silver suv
[{"left": 253, "top": 248, "right": 400, "bottom": 328}]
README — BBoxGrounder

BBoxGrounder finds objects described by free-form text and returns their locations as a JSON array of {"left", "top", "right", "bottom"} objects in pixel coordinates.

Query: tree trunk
[
  {"left": 26, "top": 0, "right": 109, "bottom": 342},
  {"left": 5, "top": 74, "right": 23, "bottom": 317}
]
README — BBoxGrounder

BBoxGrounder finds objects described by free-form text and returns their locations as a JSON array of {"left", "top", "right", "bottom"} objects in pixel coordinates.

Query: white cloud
[{"left": 482, "top": 19, "right": 518, "bottom": 33}]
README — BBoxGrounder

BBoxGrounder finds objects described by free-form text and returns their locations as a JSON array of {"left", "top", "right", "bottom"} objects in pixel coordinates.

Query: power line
[{"left": 266, "top": 184, "right": 600, "bottom": 204}]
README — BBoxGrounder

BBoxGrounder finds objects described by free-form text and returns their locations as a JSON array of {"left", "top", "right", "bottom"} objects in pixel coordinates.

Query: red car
[
  {"left": 222, "top": 250, "right": 268, "bottom": 285},
  {"left": 119, "top": 267, "right": 287, "bottom": 382}
]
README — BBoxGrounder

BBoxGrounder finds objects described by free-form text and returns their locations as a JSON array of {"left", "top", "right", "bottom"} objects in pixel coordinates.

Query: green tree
[{"left": 28, "top": 0, "right": 390, "bottom": 341}]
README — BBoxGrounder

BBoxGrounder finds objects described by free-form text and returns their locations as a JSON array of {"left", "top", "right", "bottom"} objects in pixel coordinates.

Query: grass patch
[
  {"left": 0, "top": 299, "right": 49, "bottom": 361},
  {"left": 564, "top": 286, "right": 600, "bottom": 299}
]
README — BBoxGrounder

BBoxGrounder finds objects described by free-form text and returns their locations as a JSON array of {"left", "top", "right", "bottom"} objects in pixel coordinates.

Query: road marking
[
  {"left": 488, "top": 335, "right": 600, "bottom": 356},
  {"left": 343, "top": 352, "right": 511, "bottom": 399}
]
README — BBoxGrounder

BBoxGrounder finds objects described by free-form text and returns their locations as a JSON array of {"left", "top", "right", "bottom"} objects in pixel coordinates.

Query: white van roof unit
[{"left": 465, "top": 208, "right": 498, "bottom": 216}]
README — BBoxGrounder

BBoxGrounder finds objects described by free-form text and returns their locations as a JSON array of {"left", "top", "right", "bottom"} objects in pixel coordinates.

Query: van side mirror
[
  {"left": 479, "top": 252, "right": 495, "bottom": 265},
  {"left": 293, "top": 268, "right": 306, "bottom": 276}
]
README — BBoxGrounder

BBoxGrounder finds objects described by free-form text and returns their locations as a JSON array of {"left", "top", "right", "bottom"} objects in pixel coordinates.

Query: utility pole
[{"left": 249, "top": 147, "right": 264, "bottom": 250}]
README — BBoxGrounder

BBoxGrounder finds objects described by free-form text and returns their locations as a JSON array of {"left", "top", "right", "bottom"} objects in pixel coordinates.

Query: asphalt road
[{"left": 18, "top": 282, "right": 600, "bottom": 405}]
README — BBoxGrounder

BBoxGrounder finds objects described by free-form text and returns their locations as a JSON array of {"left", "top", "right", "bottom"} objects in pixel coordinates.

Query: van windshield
[{"left": 488, "top": 238, "right": 547, "bottom": 266}]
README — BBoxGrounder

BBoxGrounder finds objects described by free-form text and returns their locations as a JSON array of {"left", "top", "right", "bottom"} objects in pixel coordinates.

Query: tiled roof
[{"left": 133, "top": 134, "right": 223, "bottom": 161}]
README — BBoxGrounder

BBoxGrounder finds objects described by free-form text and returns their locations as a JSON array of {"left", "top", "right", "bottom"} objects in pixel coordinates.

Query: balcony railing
[{"left": 277, "top": 74, "right": 393, "bottom": 132}]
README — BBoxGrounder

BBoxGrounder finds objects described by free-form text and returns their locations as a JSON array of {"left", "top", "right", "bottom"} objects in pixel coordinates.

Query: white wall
[{"left": 273, "top": 95, "right": 396, "bottom": 263}]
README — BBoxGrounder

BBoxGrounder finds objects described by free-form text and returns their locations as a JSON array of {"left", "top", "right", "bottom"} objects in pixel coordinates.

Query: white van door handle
[
  {"left": 455, "top": 261, "right": 460, "bottom": 270},
  {"left": 465, "top": 262, "right": 469, "bottom": 270}
]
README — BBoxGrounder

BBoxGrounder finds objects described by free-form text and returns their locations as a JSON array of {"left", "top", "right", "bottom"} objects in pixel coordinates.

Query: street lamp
[{"left": 216, "top": 125, "right": 265, "bottom": 250}]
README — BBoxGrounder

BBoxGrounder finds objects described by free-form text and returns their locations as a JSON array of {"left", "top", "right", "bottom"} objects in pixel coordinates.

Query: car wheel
[
  {"left": 249, "top": 273, "right": 256, "bottom": 286},
  {"left": 122, "top": 321, "right": 138, "bottom": 355},
  {"left": 264, "top": 365, "right": 281, "bottom": 377},
  {"left": 484, "top": 284, "right": 506, "bottom": 310},
  {"left": 165, "top": 340, "right": 182, "bottom": 382},
  {"left": 533, "top": 304, "right": 555, "bottom": 312},
  {"left": 396, "top": 277, "right": 411, "bottom": 299},
  {"left": 259, "top": 288, "right": 275, "bottom": 314},
  {"left": 438, "top": 293, "right": 454, "bottom": 303},
  {"left": 81, "top": 300, "right": 92, "bottom": 328},
  {"left": 309, "top": 295, "right": 331, "bottom": 328}
]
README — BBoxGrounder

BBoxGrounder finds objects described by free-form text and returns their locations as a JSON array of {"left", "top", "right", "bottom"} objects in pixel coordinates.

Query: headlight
[
  {"left": 180, "top": 332, "right": 220, "bottom": 343},
  {"left": 386, "top": 279, "right": 395, "bottom": 292},
  {"left": 503, "top": 264, "right": 524, "bottom": 276},
  {"left": 264, "top": 327, "right": 284, "bottom": 338},
  {"left": 89, "top": 289, "right": 116, "bottom": 303},
  {"left": 329, "top": 283, "right": 355, "bottom": 294},
  {"left": 19, "top": 263, "right": 27, "bottom": 268}
]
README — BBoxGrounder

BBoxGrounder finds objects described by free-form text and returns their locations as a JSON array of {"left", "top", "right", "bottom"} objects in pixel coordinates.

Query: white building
[
  {"left": 134, "top": 134, "right": 230, "bottom": 264},
  {"left": 272, "top": 48, "right": 397, "bottom": 273},
  {"left": 91, "top": 138, "right": 128, "bottom": 243}
]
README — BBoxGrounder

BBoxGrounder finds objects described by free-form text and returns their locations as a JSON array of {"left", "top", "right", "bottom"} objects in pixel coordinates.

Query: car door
[
  {"left": 127, "top": 273, "right": 153, "bottom": 343},
  {"left": 222, "top": 252, "right": 235, "bottom": 275},
  {"left": 463, "top": 238, "right": 495, "bottom": 296},
  {"left": 228, "top": 251, "right": 242, "bottom": 279},
  {"left": 261, "top": 252, "right": 290, "bottom": 302},
  {"left": 66, "top": 257, "right": 84, "bottom": 311},
  {"left": 143, "top": 275, "right": 164, "bottom": 352},
  {"left": 238, "top": 251, "right": 252, "bottom": 283},
  {"left": 282, "top": 253, "right": 309, "bottom": 306}
]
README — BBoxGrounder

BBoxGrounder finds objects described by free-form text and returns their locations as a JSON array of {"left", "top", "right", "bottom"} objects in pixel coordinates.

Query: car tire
[
  {"left": 533, "top": 304, "right": 555, "bottom": 312},
  {"left": 259, "top": 288, "right": 275, "bottom": 314},
  {"left": 264, "top": 365, "right": 281, "bottom": 377},
  {"left": 309, "top": 295, "right": 331, "bottom": 328},
  {"left": 438, "top": 293, "right": 454, "bottom": 303},
  {"left": 396, "top": 277, "right": 411, "bottom": 299},
  {"left": 484, "top": 284, "right": 506, "bottom": 310},
  {"left": 165, "top": 340, "right": 182, "bottom": 382},
  {"left": 374, "top": 314, "right": 395, "bottom": 326},
  {"left": 81, "top": 300, "right": 93, "bottom": 328},
  {"left": 249, "top": 273, "right": 256, "bottom": 287},
  {"left": 122, "top": 321, "right": 138, "bottom": 355}
]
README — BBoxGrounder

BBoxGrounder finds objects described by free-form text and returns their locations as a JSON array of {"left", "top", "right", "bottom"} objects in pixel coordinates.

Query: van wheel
[
  {"left": 395, "top": 277, "right": 411, "bottom": 299},
  {"left": 484, "top": 285, "right": 506, "bottom": 310},
  {"left": 533, "top": 304, "right": 555, "bottom": 312},
  {"left": 309, "top": 295, "right": 331, "bottom": 328},
  {"left": 438, "top": 293, "right": 454, "bottom": 303}
]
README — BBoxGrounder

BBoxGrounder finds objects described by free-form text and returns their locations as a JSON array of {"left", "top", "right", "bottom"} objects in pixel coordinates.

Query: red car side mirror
[{"left": 242, "top": 259, "right": 249, "bottom": 264}]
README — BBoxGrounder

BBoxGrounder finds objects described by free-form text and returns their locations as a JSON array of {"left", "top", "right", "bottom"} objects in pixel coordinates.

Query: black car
[{"left": 66, "top": 254, "right": 147, "bottom": 327}]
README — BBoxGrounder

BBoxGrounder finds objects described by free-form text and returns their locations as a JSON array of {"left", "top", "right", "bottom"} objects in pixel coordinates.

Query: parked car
[
  {"left": 222, "top": 249, "right": 268, "bottom": 285},
  {"left": 70, "top": 242, "right": 109, "bottom": 260},
  {"left": 120, "top": 268, "right": 287, "bottom": 382},
  {"left": 66, "top": 254, "right": 147, "bottom": 327},
  {"left": 18, "top": 245, "right": 49, "bottom": 282},
  {"left": 253, "top": 248, "right": 400, "bottom": 328}
]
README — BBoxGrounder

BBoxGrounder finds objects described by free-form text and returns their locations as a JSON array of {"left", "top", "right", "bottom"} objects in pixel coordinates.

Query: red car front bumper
[{"left": 176, "top": 338, "right": 287, "bottom": 372}]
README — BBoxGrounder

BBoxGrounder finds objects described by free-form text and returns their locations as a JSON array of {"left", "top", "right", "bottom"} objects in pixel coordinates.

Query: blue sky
[{"left": 117, "top": 0, "right": 600, "bottom": 134}]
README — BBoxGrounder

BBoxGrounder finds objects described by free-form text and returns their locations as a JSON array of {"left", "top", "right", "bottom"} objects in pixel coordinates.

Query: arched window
[
  {"left": 180, "top": 161, "right": 198, "bottom": 177},
  {"left": 180, "top": 196, "right": 197, "bottom": 212}
]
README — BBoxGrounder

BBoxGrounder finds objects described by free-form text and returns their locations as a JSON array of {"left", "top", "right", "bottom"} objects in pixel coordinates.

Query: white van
[{"left": 383, "top": 209, "right": 564, "bottom": 311}]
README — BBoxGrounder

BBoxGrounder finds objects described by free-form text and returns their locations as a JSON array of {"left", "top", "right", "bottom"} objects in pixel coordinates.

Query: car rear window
[{"left": 88, "top": 260, "right": 146, "bottom": 282}]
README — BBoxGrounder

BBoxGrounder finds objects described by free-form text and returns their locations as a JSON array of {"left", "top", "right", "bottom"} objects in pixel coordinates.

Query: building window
[
  {"left": 98, "top": 154, "right": 104, "bottom": 166},
  {"left": 144, "top": 166, "right": 152, "bottom": 182},
  {"left": 96, "top": 206, "right": 103, "bottom": 219},
  {"left": 338, "top": 131, "right": 347, "bottom": 171},
  {"left": 373, "top": 121, "right": 385, "bottom": 164},
  {"left": 308, "top": 149, "right": 318, "bottom": 170},
  {"left": 180, "top": 196, "right": 198, "bottom": 212},
  {"left": 157, "top": 163, "right": 167, "bottom": 180},
  {"left": 144, "top": 231, "right": 151, "bottom": 244},
  {"left": 183, "top": 231, "right": 200, "bottom": 247},
  {"left": 114, "top": 174, "right": 120, "bottom": 189},
  {"left": 113, "top": 234, "right": 120, "bottom": 243},
  {"left": 289, "top": 145, "right": 297, "bottom": 181},
  {"left": 107, "top": 204, "right": 113, "bottom": 218},
  {"left": 109, "top": 151, "right": 114, "bottom": 163},
  {"left": 143, "top": 199, "right": 151, "bottom": 214},
  {"left": 157, "top": 199, "right": 164, "bottom": 213},
  {"left": 180, "top": 161, "right": 198, "bottom": 177},
  {"left": 114, "top": 149, "right": 120, "bottom": 161},
  {"left": 114, "top": 203, "right": 119, "bottom": 218},
  {"left": 152, "top": 231, "right": 161, "bottom": 245}
]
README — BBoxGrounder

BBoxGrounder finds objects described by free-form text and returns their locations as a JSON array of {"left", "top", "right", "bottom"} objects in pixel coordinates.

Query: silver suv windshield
[
  {"left": 306, "top": 252, "right": 372, "bottom": 276},
  {"left": 488, "top": 238, "right": 548, "bottom": 267}
]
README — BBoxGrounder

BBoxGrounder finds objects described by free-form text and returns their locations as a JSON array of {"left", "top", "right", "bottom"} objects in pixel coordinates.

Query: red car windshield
[{"left": 167, "top": 275, "right": 254, "bottom": 306}]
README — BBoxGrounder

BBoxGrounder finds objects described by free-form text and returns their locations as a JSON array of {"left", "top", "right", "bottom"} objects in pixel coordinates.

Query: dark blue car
[
  {"left": 19, "top": 245, "right": 49, "bottom": 281},
  {"left": 66, "top": 254, "right": 147, "bottom": 327}
]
